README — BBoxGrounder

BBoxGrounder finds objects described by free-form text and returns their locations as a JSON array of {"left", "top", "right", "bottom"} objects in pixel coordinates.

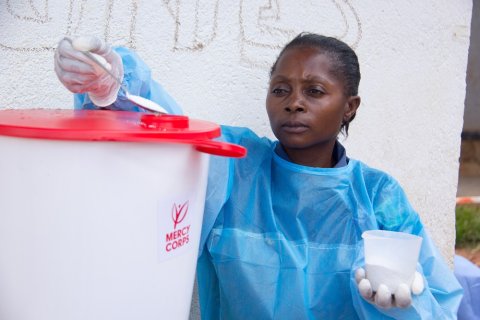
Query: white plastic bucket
[{"left": 0, "top": 109, "right": 245, "bottom": 320}]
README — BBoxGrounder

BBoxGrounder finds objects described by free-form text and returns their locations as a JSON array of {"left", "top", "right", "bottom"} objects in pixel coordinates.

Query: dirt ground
[{"left": 456, "top": 246, "right": 480, "bottom": 267}]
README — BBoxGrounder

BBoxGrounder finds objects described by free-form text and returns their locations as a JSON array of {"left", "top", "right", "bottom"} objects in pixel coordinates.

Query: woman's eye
[
  {"left": 271, "top": 87, "right": 288, "bottom": 95},
  {"left": 307, "top": 88, "right": 325, "bottom": 96}
]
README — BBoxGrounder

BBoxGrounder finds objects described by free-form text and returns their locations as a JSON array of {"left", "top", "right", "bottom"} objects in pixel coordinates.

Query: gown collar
[{"left": 274, "top": 140, "right": 349, "bottom": 168}]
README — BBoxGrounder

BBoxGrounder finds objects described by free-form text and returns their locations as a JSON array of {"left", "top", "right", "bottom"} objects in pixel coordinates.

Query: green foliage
[{"left": 456, "top": 204, "right": 480, "bottom": 248}]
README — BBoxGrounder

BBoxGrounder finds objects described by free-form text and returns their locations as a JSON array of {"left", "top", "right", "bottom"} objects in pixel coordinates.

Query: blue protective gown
[
  {"left": 75, "top": 48, "right": 463, "bottom": 319},
  {"left": 198, "top": 127, "right": 462, "bottom": 319}
]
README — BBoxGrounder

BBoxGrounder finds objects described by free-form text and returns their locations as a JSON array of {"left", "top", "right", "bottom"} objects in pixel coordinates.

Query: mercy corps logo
[{"left": 165, "top": 201, "right": 191, "bottom": 252}]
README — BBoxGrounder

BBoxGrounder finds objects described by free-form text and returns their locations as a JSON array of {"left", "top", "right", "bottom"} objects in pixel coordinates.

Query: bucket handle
[{"left": 193, "top": 140, "right": 247, "bottom": 158}]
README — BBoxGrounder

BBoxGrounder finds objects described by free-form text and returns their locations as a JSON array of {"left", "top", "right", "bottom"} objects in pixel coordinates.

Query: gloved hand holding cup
[
  {"left": 355, "top": 230, "right": 424, "bottom": 309},
  {"left": 54, "top": 36, "right": 124, "bottom": 107}
]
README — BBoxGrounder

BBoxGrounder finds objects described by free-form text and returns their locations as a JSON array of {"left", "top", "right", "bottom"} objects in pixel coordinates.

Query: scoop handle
[{"left": 193, "top": 140, "right": 247, "bottom": 158}]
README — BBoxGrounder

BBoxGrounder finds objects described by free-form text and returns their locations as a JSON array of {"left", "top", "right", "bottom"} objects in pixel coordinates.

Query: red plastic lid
[{"left": 0, "top": 109, "right": 247, "bottom": 158}]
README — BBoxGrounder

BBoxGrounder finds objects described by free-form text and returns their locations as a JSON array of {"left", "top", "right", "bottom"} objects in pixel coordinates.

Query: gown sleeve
[
  {"left": 350, "top": 174, "right": 464, "bottom": 319},
  {"left": 73, "top": 47, "right": 183, "bottom": 115}
]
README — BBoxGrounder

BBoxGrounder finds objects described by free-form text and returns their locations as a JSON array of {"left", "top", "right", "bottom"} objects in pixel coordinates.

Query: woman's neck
[{"left": 280, "top": 141, "right": 337, "bottom": 168}]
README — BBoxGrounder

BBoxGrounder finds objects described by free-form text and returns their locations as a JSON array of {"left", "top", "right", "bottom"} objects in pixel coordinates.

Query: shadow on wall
[
  {"left": 458, "top": 133, "right": 480, "bottom": 196},
  {"left": 458, "top": 0, "right": 480, "bottom": 197}
]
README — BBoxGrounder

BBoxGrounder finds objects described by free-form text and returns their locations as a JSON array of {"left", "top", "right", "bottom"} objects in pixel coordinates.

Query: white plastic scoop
[{"left": 64, "top": 38, "right": 168, "bottom": 114}]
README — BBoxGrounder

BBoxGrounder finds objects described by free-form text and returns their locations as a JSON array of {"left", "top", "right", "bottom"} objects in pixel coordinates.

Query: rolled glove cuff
[{"left": 88, "top": 81, "right": 121, "bottom": 107}]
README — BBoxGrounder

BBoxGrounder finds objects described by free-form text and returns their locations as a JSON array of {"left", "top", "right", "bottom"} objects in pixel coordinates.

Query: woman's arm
[
  {"left": 74, "top": 47, "right": 182, "bottom": 115},
  {"left": 351, "top": 176, "right": 463, "bottom": 319}
]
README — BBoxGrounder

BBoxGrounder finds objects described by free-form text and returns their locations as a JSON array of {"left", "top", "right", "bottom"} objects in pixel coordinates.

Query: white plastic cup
[{"left": 362, "top": 230, "right": 422, "bottom": 292}]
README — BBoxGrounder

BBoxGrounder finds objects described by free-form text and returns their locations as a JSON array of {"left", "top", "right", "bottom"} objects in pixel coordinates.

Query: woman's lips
[{"left": 281, "top": 121, "right": 308, "bottom": 133}]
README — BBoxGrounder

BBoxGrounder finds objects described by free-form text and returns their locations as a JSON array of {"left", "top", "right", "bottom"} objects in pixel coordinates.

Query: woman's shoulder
[
  {"left": 218, "top": 125, "right": 276, "bottom": 174},
  {"left": 350, "top": 159, "right": 421, "bottom": 229},
  {"left": 350, "top": 159, "right": 399, "bottom": 185},
  {"left": 349, "top": 159, "right": 408, "bottom": 201}
]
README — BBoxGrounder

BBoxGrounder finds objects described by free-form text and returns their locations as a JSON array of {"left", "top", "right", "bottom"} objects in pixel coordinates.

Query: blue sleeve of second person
[{"left": 74, "top": 47, "right": 183, "bottom": 115}]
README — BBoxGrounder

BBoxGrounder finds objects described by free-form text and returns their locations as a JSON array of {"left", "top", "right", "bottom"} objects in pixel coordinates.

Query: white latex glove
[
  {"left": 355, "top": 268, "right": 425, "bottom": 309},
  {"left": 54, "top": 36, "right": 124, "bottom": 107}
]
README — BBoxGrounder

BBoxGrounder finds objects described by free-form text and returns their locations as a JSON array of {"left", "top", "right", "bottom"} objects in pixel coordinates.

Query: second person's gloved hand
[
  {"left": 54, "top": 36, "right": 124, "bottom": 107},
  {"left": 355, "top": 268, "right": 425, "bottom": 309}
]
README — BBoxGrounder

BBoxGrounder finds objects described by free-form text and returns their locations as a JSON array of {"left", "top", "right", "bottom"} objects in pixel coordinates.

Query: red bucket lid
[{"left": 0, "top": 109, "right": 247, "bottom": 158}]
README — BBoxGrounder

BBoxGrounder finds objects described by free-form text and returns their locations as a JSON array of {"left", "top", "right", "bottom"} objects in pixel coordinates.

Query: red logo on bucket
[
  {"left": 172, "top": 201, "right": 188, "bottom": 229},
  {"left": 164, "top": 201, "right": 190, "bottom": 253}
]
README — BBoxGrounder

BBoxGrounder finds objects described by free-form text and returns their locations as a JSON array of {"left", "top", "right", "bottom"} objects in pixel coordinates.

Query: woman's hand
[
  {"left": 54, "top": 36, "right": 124, "bottom": 107},
  {"left": 355, "top": 267, "right": 425, "bottom": 309}
]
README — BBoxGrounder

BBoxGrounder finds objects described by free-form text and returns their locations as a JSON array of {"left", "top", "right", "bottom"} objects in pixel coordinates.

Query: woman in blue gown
[{"left": 55, "top": 33, "right": 463, "bottom": 319}]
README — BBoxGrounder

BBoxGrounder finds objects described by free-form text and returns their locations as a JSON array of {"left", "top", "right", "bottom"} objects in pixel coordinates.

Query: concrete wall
[{"left": 0, "top": 1, "right": 472, "bottom": 264}]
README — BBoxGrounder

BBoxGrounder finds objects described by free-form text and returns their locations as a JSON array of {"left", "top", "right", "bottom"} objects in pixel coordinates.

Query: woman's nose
[{"left": 285, "top": 91, "right": 305, "bottom": 112}]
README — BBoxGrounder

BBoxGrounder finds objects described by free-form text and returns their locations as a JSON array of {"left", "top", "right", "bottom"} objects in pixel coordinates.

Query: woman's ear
[{"left": 343, "top": 95, "right": 361, "bottom": 123}]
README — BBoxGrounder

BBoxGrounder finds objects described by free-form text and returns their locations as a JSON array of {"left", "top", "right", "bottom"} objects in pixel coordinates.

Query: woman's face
[{"left": 266, "top": 47, "right": 359, "bottom": 164}]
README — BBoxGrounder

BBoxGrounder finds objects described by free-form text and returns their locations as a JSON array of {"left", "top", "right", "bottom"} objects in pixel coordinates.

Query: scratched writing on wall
[{"left": 0, "top": 0, "right": 362, "bottom": 68}]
